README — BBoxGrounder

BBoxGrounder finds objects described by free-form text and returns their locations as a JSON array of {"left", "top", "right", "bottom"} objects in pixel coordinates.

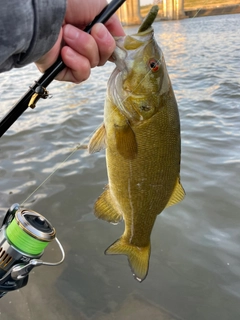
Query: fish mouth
[
  {"left": 112, "top": 27, "right": 154, "bottom": 70},
  {"left": 107, "top": 73, "right": 140, "bottom": 122},
  {"left": 132, "top": 27, "right": 154, "bottom": 37},
  {"left": 111, "top": 46, "right": 127, "bottom": 72},
  {"left": 108, "top": 22, "right": 156, "bottom": 122},
  {"left": 111, "top": 4, "right": 158, "bottom": 68}
]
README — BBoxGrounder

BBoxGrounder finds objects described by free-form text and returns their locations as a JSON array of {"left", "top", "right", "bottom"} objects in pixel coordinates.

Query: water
[{"left": 0, "top": 13, "right": 239, "bottom": 320}]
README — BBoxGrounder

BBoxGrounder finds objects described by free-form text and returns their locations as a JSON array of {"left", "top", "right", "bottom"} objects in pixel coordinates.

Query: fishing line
[
  {"left": 6, "top": 217, "right": 49, "bottom": 255},
  {"left": 20, "top": 38, "right": 161, "bottom": 205},
  {"left": 12, "top": 4, "right": 206, "bottom": 206},
  {"left": 20, "top": 144, "right": 86, "bottom": 207},
  {"left": 80, "top": 39, "right": 160, "bottom": 138},
  {"left": 16, "top": 2, "right": 209, "bottom": 272},
  {"left": 0, "top": 0, "right": 129, "bottom": 299},
  {"left": 192, "top": 0, "right": 208, "bottom": 18}
]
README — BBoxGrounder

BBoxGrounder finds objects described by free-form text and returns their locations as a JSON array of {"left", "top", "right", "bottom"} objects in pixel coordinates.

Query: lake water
[{"left": 0, "top": 13, "right": 239, "bottom": 320}]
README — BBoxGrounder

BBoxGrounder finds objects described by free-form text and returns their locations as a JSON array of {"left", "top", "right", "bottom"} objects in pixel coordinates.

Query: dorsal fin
[{"left": 166, "top": 178, "right": 185, "bottom": 208}]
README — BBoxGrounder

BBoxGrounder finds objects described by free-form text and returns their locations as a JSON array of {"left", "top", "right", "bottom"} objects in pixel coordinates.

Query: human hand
[{"left": 35, "top": 0, "right": 125, "bottom": 83}]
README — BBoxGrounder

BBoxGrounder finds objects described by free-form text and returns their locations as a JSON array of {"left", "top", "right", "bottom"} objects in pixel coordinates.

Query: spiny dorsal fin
[
  {"left": 88, "top": 124, "right": 106, "bottom": 154},
  {"left": 166, "top": 178, "right": 185, "bottom": 208},
  {"left": 94, "top": 188, "right": 122, "bottom": 224},
  {"left": 114, "top": 122, "right": 138, "bottom": 160}
]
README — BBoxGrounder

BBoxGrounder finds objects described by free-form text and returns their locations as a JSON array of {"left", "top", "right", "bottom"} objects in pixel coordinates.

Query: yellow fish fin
[
  {"left": 94, "top": 188, "right": 122, "bottom": 224},
  {"left": 105, "top": 237, "right": 150, "bottom": 282},
  {"left": 114, "top": 122, "right": 138, "bottom": 160},
  {"left": 166, "top": 178, "right": 185, "bottom": 208},
  {"left": 88, "top": 124, "right": 106, "bottom": 154}
]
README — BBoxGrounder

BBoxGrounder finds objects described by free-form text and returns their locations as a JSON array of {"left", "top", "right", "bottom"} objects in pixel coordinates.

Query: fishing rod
[
  {"left": 0, "top": 0, "right": 127, "bottom": 298},
  {"left": 0, "top": 0, "right": 126, "bottom": 138}
]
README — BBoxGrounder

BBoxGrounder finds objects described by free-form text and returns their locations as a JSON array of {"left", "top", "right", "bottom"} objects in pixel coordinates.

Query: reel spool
[{"left": 0, "top": 204, "right": 65, "bottom": 297}]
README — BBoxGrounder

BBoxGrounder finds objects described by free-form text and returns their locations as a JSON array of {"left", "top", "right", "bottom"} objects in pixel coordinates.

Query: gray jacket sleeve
[{"left": 0, "top": 0, "right": 66, "bottom": 72}]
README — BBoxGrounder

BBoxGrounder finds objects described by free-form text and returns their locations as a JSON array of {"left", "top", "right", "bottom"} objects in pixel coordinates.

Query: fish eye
[{"left": 149, "top": 59, "right": 159, "bottom": 72}]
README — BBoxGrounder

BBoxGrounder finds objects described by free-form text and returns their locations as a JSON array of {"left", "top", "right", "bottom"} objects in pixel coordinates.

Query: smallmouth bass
[{"left": 88, "top": 6, "right": 185, "bottom": 282}]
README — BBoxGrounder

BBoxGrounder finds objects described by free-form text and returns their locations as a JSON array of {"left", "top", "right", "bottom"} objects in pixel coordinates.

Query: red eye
[{"left": 149, "top": 59, "right": 159, "bottom": 72}]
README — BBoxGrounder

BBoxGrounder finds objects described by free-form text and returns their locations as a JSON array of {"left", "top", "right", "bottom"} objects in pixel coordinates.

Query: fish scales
[
  {"left": 88, "top": 6, "right": 185, "bottom": 282},
  {"left": 105, "top": 89, "right": 180, "bottom": 241}
]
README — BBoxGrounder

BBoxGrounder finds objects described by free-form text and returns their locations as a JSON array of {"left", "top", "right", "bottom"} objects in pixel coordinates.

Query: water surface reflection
[{"left": 0, "top": 13, "right": 240, "bottom": 320}]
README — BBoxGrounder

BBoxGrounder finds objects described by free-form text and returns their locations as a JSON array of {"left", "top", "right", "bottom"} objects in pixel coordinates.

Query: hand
[{"left": 35, "top": 0, "right": 125, "bottom": 83}]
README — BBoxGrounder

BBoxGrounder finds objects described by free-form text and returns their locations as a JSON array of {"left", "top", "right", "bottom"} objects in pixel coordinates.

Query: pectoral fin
[
  {"left": 114, "top": 122, "right": 138, "bottom": 160},
  {"left": 105, "top": 237, "right": 150, "bottom": 282},
  {"left": 88, "top": 124, "right": 106, "bottom": 154},
  {"left": 94, "top": 188, "right": 122, "bottom": 224},
  {"left": 166, "top": 178, "right": 185, "bottom": 208}
]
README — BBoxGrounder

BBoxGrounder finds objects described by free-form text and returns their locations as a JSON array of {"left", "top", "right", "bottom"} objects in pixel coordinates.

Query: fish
[{"left": 88, "top": 6, "right": 185, "bottom": 282}]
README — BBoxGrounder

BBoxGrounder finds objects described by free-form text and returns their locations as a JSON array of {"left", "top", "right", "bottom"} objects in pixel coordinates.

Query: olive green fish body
[
  {"left": 88, "top": 7, "right": 185, "bottom": 282},
  {"left": 105, "top": 89, "right": 180, "bottom": 240}
]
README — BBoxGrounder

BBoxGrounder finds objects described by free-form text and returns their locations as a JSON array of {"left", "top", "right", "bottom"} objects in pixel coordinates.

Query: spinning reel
[{"left": 0, "top": 204, "right": 65, "bottom": 298}]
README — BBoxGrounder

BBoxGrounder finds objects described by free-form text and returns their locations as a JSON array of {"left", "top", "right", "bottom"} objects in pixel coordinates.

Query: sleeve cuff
[{"left": 16, "top": 0, "right": 66, "bottom": 67}]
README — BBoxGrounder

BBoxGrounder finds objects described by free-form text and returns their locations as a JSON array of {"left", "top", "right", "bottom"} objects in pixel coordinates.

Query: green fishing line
[{"left": 6, "top": 218, "right": 49, "bottom": 255}]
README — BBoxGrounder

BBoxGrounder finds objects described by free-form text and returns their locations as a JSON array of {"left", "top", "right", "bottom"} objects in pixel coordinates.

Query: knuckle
[{"left": 77, "top": 60, "right": 91, "bottom": 82}]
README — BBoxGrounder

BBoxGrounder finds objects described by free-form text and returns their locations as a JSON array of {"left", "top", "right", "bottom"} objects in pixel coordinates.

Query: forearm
[{"left": 0, "top": 0, "right": 66, "bottom": 72}]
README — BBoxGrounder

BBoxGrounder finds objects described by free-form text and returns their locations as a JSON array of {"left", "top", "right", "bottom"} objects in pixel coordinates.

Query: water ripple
[{"left": 0, "top": 13, "right": 240, "bottom": 320}]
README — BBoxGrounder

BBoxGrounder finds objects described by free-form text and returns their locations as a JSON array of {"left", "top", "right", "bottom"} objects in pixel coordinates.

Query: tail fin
[{"left": 105, "top": 237, "right": 151, "bottom": 282}]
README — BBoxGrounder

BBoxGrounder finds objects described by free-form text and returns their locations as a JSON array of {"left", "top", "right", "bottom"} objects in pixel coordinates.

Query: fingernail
[{"left": 64, "top": 24, "right": 78, "bottom": 40}]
